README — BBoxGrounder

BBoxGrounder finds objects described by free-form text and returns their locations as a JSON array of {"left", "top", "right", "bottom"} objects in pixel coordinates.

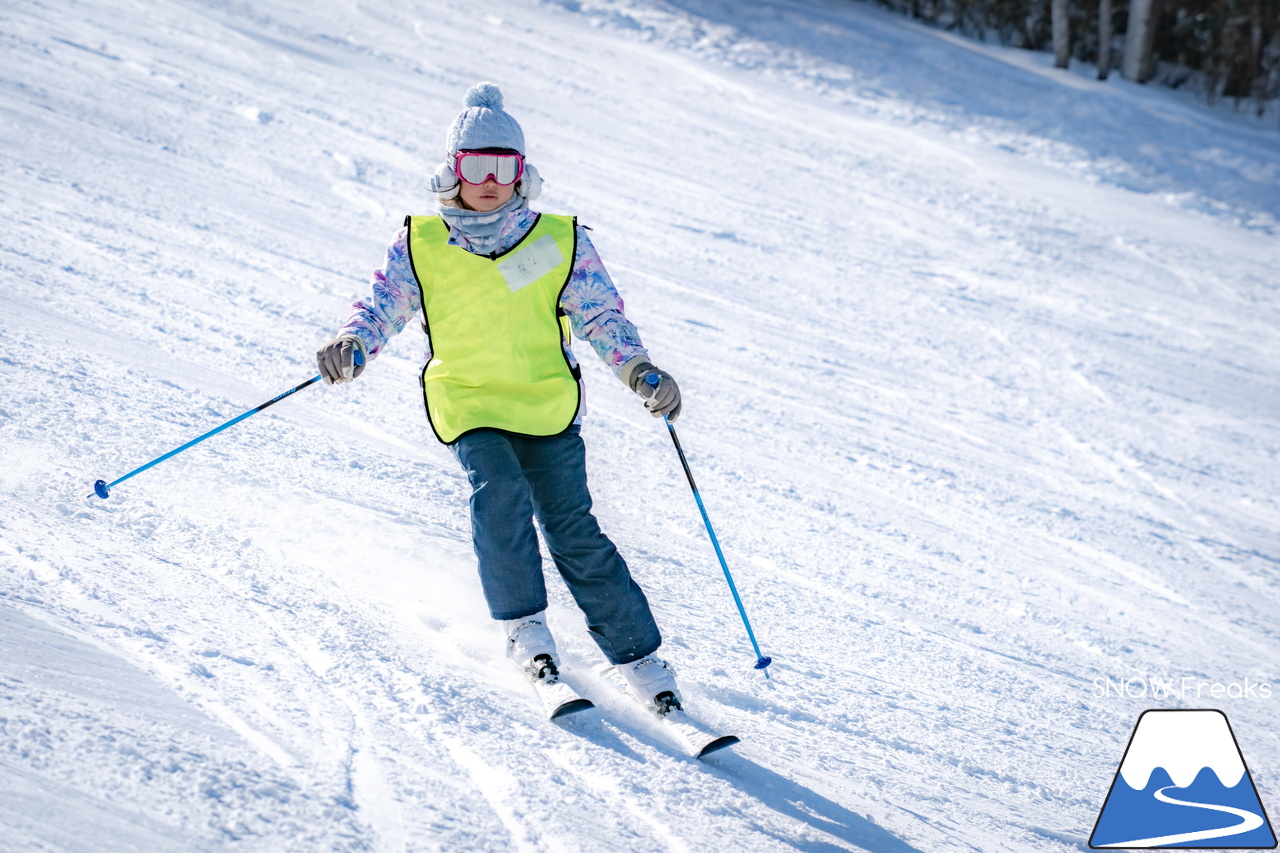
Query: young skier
[{"left": 316, "top": 83, "right": 688, "bottom": 720}]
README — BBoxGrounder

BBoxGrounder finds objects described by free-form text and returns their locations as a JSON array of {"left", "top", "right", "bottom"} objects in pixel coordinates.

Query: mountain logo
[{"left": 1090, "top": 709, "right": 1276, "bottom": 849}]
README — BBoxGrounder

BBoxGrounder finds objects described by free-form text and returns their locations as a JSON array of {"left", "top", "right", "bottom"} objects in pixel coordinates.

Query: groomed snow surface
[{"left": 2, "top": 0, "right": 1278, "bottom": 850}]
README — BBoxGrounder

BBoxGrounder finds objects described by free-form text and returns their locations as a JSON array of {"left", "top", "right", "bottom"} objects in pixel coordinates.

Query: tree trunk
[
  {"left": 1053, "top": 0, "right": 1071, "bottom": 69},
  {"left": 1097, "top": 0, "right": 1112, "bottom": 79},
  {"left": 1251, "top": 0, "right": 1265, "bottom": 116},
  {"left": 1122, "top": 0, "right": 1157, "bottom": 83}
]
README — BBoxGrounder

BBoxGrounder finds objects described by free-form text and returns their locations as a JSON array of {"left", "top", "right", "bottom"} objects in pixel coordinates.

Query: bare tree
[
  {"left": 864, "top": 0, "right": 1280, "bottom": 117},
  {"left": 1052, "top": 0, "right": 1071, "bottom": 67},
  {"left": 1097, "top": 0, "right": 1113, "bottom": 79},
  {"left": 1123, "top": 0, "right": 1159, "bottom": 82}
]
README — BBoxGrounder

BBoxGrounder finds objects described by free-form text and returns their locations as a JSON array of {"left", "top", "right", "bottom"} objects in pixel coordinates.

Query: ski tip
[
  {"left": 550, "top": 698, "right": 595, "bottom": 720},
  {"left": 696, "top": 735, "right": 741, "bottom": 758},
  {"left": 92, "top": 479, "right": 110, "bottom": 500}
]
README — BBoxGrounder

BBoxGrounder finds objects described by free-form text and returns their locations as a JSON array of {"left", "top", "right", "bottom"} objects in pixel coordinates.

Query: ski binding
[
  {"left": 529, "top": 654, "right": 594, "bottom": 720},
  {"left": 600, "top": 666, "right": 740, "bottom": 758}
]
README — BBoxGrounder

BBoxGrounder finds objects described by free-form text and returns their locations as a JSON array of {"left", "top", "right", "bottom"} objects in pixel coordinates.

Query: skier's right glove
[
  {"left": 316, "top": 335, "right": 367, "bottom": 385},
  {"left": 627, "top": 362, "right": 682, "bottom": 422}
]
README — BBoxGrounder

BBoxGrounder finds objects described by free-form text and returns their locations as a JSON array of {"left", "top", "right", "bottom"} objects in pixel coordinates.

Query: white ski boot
[
  {"left": 616, "top": 656, "right": 684, "bottom": 716},
  {"left": 504, "top": 613, "right": 593, "bottom": 720},
  {"left": 609, "top": 656, "right": 740, "bottom": 758}
]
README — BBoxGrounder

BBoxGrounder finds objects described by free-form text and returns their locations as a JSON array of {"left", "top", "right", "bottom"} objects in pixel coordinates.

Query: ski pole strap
[{"left": 646, "top": 375, "right": 772, "bottom": 676}]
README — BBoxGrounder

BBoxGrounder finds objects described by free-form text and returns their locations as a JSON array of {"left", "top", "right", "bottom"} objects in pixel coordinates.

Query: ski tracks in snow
[
  {"left": 4, "top": 0, "right": 1279, "bottom": 848},
  {"left": 4, "top": 475, "right": 908, "bottom": 850}
]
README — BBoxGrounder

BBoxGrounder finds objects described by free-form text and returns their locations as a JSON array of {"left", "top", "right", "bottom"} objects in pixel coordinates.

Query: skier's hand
[
  {"left": 629, "top": 362, "right": 682, "bottom": 422},
  {"left": 317, "top": 335, "right": 367, "bottom": 385}
]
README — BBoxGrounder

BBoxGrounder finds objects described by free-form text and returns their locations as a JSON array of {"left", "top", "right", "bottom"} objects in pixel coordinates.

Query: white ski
[
  {"left": 598, "top": 664, "right": 740, "bottom": 758},
  {"left": 656, "top": 708, "right": 741, "bottom": 758},
  {"left": 531, "top": 676, "right": 594, "bottom": 720},
  {"left": 524, "top": 653, "right": 594, "bottom": 720}
]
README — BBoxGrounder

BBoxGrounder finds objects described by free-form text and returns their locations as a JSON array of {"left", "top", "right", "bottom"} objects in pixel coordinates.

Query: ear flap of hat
[
  {"left": 430, "top": 161, "right": 460, "bottom": 200},
  {"left": 517, "top": 162, "right": 541, "bottom": 201}
]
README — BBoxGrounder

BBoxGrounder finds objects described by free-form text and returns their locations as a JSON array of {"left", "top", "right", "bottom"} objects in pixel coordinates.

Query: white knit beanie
[{"left": 444, "top": 82, "right": 525, "bottom": 156}]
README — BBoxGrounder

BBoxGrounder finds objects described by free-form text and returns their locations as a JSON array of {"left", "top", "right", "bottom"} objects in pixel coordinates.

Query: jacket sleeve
[
  {"left": 560, "top": 225, "right": 650, "bottom": 383},
  {"left": 335, "top": 226, "right": 425, "bottom": 360}
]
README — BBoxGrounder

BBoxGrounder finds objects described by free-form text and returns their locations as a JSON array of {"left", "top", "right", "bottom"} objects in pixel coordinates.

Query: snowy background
[{"left": 2, "top": 0, "right": 1278, "bottom": 850}]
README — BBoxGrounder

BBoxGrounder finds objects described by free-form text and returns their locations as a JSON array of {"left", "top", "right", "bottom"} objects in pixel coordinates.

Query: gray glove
[
  {"left": 317, "top": 335, "right": 367, "bottom": 385},
  {"left": 628, "top": 362, "right": 682, "bottom": 422}
]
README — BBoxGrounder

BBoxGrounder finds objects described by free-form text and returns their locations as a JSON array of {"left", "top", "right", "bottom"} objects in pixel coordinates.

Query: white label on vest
[{"left": 497, "top": 235, "right": 565, "bottom": 293}]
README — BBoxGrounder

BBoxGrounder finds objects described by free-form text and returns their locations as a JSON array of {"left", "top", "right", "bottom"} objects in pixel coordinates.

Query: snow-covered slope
[{"left": 2, "top": 0, "right": 1278, "bottom": 850}]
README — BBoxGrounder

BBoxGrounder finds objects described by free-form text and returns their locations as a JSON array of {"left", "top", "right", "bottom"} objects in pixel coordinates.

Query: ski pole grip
[{"left": 354, "top": 347, "right": 365, "bottom": 367}]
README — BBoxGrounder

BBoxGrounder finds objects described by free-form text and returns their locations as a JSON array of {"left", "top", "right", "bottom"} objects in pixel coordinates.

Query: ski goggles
[{"left": 454, "top": 150, "right": 525, "bottom": 186}]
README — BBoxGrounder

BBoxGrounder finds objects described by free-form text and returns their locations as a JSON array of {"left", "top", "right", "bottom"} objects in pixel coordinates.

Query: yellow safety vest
[{"left": 404, "top": 213, "right": 581, "bottom": 444}]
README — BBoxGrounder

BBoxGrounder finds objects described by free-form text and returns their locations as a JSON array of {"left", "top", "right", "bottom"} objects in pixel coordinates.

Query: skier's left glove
[
  {"left": 627, "top": 361, "right": 682, "bottom": 422},
  {"left": 317, "top": 335, "right": 367, "bottom": 385}
]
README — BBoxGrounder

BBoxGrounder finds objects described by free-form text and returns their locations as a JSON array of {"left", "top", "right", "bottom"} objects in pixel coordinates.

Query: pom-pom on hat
[{"left": 445, "top": 82, "right": 525, "bottom": 156}]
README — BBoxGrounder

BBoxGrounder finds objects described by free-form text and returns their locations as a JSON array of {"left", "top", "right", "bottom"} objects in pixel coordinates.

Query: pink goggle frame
[{"left": 454, "top": 150, "right": 525, "bottom": 186}]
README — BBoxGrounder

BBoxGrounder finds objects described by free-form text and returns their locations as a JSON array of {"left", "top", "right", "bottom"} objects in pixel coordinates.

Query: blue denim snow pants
[{"left": 449, "top": 426, "right": 662, "bottom": 666}]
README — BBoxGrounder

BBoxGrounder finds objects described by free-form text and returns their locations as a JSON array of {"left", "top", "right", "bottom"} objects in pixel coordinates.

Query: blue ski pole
[
  {"left": 647, "top": 374, "right": 772, "bottom": 678},
  {"left": 89, "top": 351, "right": 362, "bottom": 500}
]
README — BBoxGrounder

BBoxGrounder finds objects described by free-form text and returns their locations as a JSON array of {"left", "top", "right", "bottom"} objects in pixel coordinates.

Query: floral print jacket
[{"left": 336, "top": 209, "right": 651, "bottom": 417}]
